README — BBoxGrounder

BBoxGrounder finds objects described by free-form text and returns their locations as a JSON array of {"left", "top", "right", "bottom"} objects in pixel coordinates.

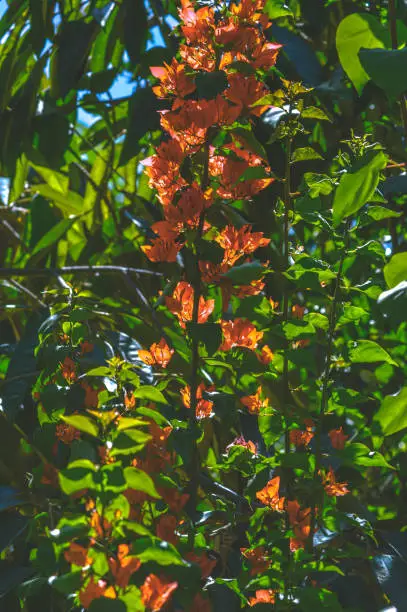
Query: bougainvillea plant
[{"left": 2, "top": 0, "right": 407, "bottom": 610}]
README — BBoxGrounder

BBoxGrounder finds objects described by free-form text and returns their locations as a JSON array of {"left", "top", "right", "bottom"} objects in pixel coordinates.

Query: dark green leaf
[
  {"left": 359, "top": 47, "right": 407, "bottom": 99},
  {"left": 374, "top": 387, "right": 407, "bottom": 436}
]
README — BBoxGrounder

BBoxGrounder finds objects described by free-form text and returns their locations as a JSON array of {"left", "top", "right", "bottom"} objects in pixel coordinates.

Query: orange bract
[
  {"left": 216, "top": 225, "right": 270, "bottom": 267},
  {"left": 226, "top": 73, "right": 270, "bottom": 116},
  {"left": 165, "top": 281, "right": 214, "bottom": 328},
  {"left": 151, "top": 58, "right": 196, "bottom": 99},
  {"left": 241, "top": 386, "right": 269, "bottom": 415},
  {"left": 55, "top": 423, "right": 80, "bottom": 445},
  {"left": 64, "top": 542, "right": 92, "bottom": 567},
  {"left": 142, "top": 237, "right": 183, "bottom": 263},
  {"left": 256, "top": 476, "right": 285, "bottom": 511},
  {"left": 249, "top": 589, "right": 276, "bottom": 606},
  {"left": 141, "top": 574, "right": 178, "bottom": 611},
  {"left": 226, "top": 435, "right": 257, "bottom": 454},
  {"left": 220, "top": 318, "right": 263, "bottom": 351},
  {"left": 164, "top": 185, "right": 211, "bottom": 231},
  {"left": 257, "top": 344, "right": 274, "bottom": 365},
  {"left": 60, "top": 357, "right": 77, "bottom": 383},
  {"left": 186, "top": 550, "right": 217, "bottom": 578},
  {"left": 181, "top": 382, "right": 214, "bottom": 419},
  {"left": 79, "top": 578, "right": 116, "bottom": 609},
  {"left": 329, "top": 426, "right": 348, "bottom": 450},
  {"left": 108, "top": 543, "right": 141, "bottom": 589},
  {"left": 323, "top": 467, "right": 349, "bottom": 497},
  {"left": 287, "top": 500, "right": 312, "bottom": 551},
  {"left": 139, "top": 338, "right": 174, "bottom": 369},
  {"left": 241, "top": 546, "right": 271, "bottom": 575}
]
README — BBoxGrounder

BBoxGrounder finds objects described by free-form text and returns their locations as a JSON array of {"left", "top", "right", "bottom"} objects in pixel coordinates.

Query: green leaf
[
  {"left": 52, "top": 572, "right": 82, "bottom": 595},
  {"left": 223, "top": 261, "right": 266, "bottom": 284},
  {"left": 349, "top": 340, "right": 398, "bottom": 367},
  {"left": 196, "top": 71, "right": 227, "bottom": 99},
  {"left": 301, "top": 106, "right": 331, "bottom": 122},
  {"left": 265, "top": 0, "right": 292, "bottom": 18},
  {"left": 187, "top": 322, "right": 222, "bottom": 356},
  {"left": 332, "top": 150, "right": 388, "bottom": 226},
  {"left": 374, "top": 387, "right": 407, "bottom": 436},
  {"left": 336, "top": 13, "right": 386, "bottom": 94},
  {"left": 133, "top": 386, "right": 168, "bottom": 404},
  {"left": 59, "top": 460, "right": 96, "bottom": 496},
  {"left": 111, "top": 430, "right": 152, "bottom": 456},
  {"left": 367, "top": 205, "right": 401, "bottom": 221},
  {"left": 85, "top": 367, "right": 111, "bottom": 377},
  {"left": 133, "top": 539, "right": 187, "bottom": 566},
  {"left": 30, "top": 163, "right": 69, "bottom": 195},
  {"left": 340, "top": 443, "right": 393, "bottom": 469},
  {"left": 32, "top": 184, "right": 84, "bottom": 216},
  {"left": 124, "top": 467, "right": 161, "bottom": 498},
  {"left": 291, "top": 147, "right": 323, "bottom": 163},
  {"left": 51, "top": 20, "right": 98, "bottom": 99},
  {"left": 283, "top": 320, "right": 316, "bottom": 340},
  {"left": 359, "top": 47, "right": 407, "bottom": 99},
  {"left": 304, "top": 172, "right": 334, "bottom": 197},
  {"left": 122, "top": 0, "right": 148, "bottom": 65},
  {"left": 384, "top": 252, "right": 407, "bottom": 289},
  {"left": 30, "top": 218, "right": 75, "bottom": 256},
  {"left": 117, "top": 418, "right": 149, "bottom": 431},
  {"left": 60, "top": 415, "right": 99, "bottom": 438}
]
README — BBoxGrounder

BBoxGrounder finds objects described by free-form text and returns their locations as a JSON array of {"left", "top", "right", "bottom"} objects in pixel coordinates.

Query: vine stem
[
  {"left": 283, "top": 136, "right": 292, "bottom": 455},
  {"left": 388, "top": 0, "right": 407, "bottom": 139},
  {"left": 308, "top": 221, "right": 351, "bottom": 552},
  {"left": 187, "top": 139, "right": 210, "bottom": 547}
]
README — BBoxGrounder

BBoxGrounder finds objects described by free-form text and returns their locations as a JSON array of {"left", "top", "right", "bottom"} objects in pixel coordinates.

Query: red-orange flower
[
  {"left": 181, "top": 382, "right": 214, "bottom": 418},
  {"left": 290, "top": 422, "right": 314, "bottom": 448},
  {"left": 64, "top": 542, "right": 92, "bottom": 567},
  {"left": 257, "top": 345, "right": 274, "bottom": 365},
  {"left": 329, "top": 427, "right": 348, "bottom": 450},
  {"left": 287, "top": 500, "right": 312, "bottom": 551},
  {"left": 323, "top": 467, "right": 349, "bottom": 497},
  {"left": 292, "top": 304, "right": 306, "bottom": 319},
  {"left": 80, "top": 340, "right": 94, "bottom": 355},
  {"left": 165, "top": 281, "right": 214, "bottom": 328},
  {"left": 164, "top": 185, "right": 212, "bottom": 231},
  {"left": 249, "top": 589, "right": 276, "bottom": 607},
  {"left": 209, "top": 152, "right": 273, "bottom": 199},
  {"left": 141, "top": 574, "right": 178, "bottom": 611},
  {"left": 186, "top": 550, "right": 217, "bottom": 578},
  {"left": 241, "top": 546, "right": 271, "bottom": 576},
  {"left": 241, "top": 386, "right": 269, "bottom": 415},
  {"left": 226, "top": 73, "right": 269, "bottom": 116},
  {"left": 216, "top": 225, "right": 270, "bottom": 266},
  {"left": 108, "top": 543, "right": 141, "bottom": 589},
  {"left": 82, "top": 382, "right": 100, "bottom": 408},
  {"left": 156, "top": 514, "right": 178, "bottom": 545},
  {"left": 143, "top": 139, "right": 186, "bottom": 205},
  {"left": 79, "top": 578, "right": 116, "bottom": 609},
  {"left": 60, "top": 357, "right": 77, "bottom": 383},
  {"left": 142, "top": 237, "right": 183, "bottom": 263},
  {"left": 256, "top": 477, "right": 285, "bottom": 511},
  {"left": 220, "top": 318, "right": 263, "bottom": 351},
  {"left": 151, "top": 58, "right": 196, "bottom": 99},
  {"left": 139, "top": 339, "right": 174, "bottom": 369}
]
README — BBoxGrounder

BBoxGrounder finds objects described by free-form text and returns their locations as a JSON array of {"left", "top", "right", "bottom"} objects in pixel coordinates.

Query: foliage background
[{"left": 1, "top": 0, "right": 407, "bottom": 610}]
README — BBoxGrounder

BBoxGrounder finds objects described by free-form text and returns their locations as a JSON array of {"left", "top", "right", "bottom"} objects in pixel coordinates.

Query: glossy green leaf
[
  {"left": 60, "top": 414, "right": 99, "bottom": 438},
  {"left": 124, "top": 467, "right": 161, "bottom": 498},
  {"left": 374, "top": 387, "right": 407, "bottom": 436},
  {"left": 133, "top": 386, "right": 168, "bottom": 404},
  {"left": 332, "top": 150, "right": 388, "bottom": 226},
  {"left": 359, "top": 47, "right": 407, "bottom": 99},
  {"left": 384, "top": 252, "right": 407, "bottom": 289},
  {"left": 59, "top": 460, "right": 96, "bottom": 495},
  {"left": 349, "top": 340, "right": 398, "bottom": 367}
]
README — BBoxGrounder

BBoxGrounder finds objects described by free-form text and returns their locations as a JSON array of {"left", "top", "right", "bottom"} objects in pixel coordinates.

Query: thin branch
[
  {"left": 283, "top": 135, "right": 293, "bottom": 455},
  {"left": 0, "top": 266, "right": 162, "bottom": 278},
  {"left": 7, "top": 279, "right": 47, "bottom": 309}
]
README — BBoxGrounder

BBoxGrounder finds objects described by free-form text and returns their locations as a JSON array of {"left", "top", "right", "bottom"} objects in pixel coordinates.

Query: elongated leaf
[
  {"left": 133, "top": 386, "right": 168, "bottom": 404},
  {"left": 124, "top": 467, "right": 160, "bottom": 498},
  {"left": 384, "top": 252, "right": 407, "bottom": 289},
  {"left": 60, "top": 415, "right": 99, "bottom": 438}
]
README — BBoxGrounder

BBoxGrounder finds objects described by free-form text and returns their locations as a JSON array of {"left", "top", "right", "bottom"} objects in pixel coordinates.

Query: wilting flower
[
  {"left": 166, "top": 281, "right": 214, "bottom": 328},
  {"left": 108, "top": 544, "right": 141, "bottom": 589},
  {"left": 60, "top": 357, "right": 77, "bottom": 383},
  {"left": 226, "top": 435, "right": 257, "bottom": 454},
  {"left": 256, "top": 476, "right": 285, "bottom": 511},
  {"left": 220, "top": 318, "right": 263, "bottom": 351},
  {"left": 323, "top": 467, "right": 349, "bottom": 497},
  {"left": 181, "top": 382, "right": 214, "bottom": 418},
  {"left": 292, "top": 304, "right": 306, "bottom": 319},
  {"left": 241, "top": 546, "right": 271, "bottom": 576},
  {"left": 82, "top": 382, "right": 100, "bottom": 408},
  {"left": 287, "top": 500, "right": 312, "bottom": 551},
  {"left": 241, "top": 386, "right": 269, "bottom": 415},
  {"left": 249, "top": 589, "right": 276, "bottom": 606},
  {"left": 139, "top": 339, "right": 174, "bottom": 369},
  {"left": 141, "top": 574, "right": 178, "bottom": 611},
  {"left": 150, "top": 58, "right": 196, "bottom": 99},
  {"left": 55, "top": 423, "right": 81, "bottom": 445},
  {"left": 329, "top": 427, "right": 348, "bottom": 450}
]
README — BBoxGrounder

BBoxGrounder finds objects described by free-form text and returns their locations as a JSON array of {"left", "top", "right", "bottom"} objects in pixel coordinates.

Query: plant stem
[
  {"left": 283, "top": 136, "right": 292, "bottom": 455},
  {"left": 187, "top": 140, "right": 210, "bottom": 547},
  {"left": 309, "top": 222, "right": 350, "bottom": 551}
]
